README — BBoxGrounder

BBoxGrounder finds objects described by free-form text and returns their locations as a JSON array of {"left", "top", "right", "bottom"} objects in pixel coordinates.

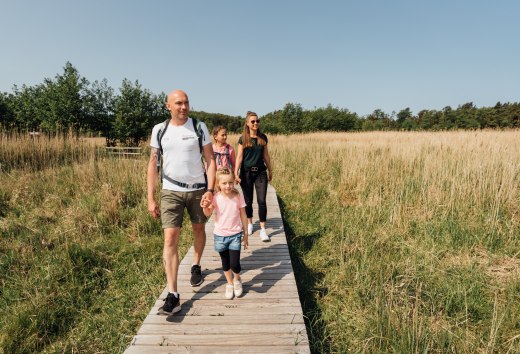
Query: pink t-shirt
[
  {"left": 212, "top": 143, "right": 236, "bottom": 170},
  {"left": 212, "top": 192, "right": 246, "bottom": 236}
]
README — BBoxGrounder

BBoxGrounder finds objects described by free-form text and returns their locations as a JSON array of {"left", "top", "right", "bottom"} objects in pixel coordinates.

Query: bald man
[{"left": 147, "top": 90, "right": 216, "bottom": 315}]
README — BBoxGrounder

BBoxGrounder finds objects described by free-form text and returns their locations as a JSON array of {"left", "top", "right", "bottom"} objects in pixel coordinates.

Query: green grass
[
  {"left": 1, "top": 130, "right": 520, "bottom": 353},
  {"left": 0, "top": 158, "right": 194, "bottom": 353}
]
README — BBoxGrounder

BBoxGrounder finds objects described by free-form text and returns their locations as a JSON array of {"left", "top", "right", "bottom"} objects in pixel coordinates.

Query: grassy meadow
[
  {"left": 269, "top": 131, "right": 520, "bottom": 353},
  {"left": 0, "top": 130, "right": 519, "bottom": 353}
]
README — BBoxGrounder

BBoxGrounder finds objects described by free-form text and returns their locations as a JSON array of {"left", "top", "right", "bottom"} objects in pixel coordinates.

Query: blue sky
[{"left": 1, "top": 0, "right": 519, "bottom": 117}]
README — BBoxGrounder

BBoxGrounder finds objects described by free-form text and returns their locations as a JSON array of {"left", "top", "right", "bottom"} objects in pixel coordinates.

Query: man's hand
[
  {"left": 148, "top": 199, "right": 160, "bottom": 219},
  {"left": 200, "top": 197, "right": 211, "bottom": 208},
  {"left": 201, "top": 191, "right": 214, "bottom": 205}
]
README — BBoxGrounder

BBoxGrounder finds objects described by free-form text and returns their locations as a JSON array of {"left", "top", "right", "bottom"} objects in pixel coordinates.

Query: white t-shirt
[{"left": 150, "top": 118, "right": 211, "bottom": 191}]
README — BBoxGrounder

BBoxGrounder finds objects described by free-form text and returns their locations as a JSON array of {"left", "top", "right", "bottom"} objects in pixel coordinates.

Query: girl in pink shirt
[
  {"left": 212, "top": 125, "right": 236, "bottom": 170},
  {"left": 201, "top": 168, "right": 248, "bottom": 299}
]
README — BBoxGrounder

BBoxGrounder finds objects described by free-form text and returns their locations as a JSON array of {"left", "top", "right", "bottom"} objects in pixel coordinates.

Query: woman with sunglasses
[{"left": 234, "top": 111, "right": 273, "bottom": 242}]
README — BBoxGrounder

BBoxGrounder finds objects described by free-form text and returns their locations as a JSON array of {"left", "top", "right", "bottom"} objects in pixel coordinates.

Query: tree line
[
  {"left": 1, "top": 63, "right": 519, "bottom": 145},
  {"left": 261, "top": 102, "right": 520, "bottom": 134},
  {"left": 0, "top": 62, "right": 242, "bottom": 146}
]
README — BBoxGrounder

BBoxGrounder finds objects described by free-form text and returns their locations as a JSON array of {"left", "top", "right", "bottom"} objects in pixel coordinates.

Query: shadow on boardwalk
[{"left": 164, "top": 242, "right": 290, "bottom": 323}]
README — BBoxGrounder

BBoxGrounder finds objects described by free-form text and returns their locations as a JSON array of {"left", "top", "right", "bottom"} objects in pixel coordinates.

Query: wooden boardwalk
[{"left": 125, "top": 185, "right": 310, "bottom": 353}]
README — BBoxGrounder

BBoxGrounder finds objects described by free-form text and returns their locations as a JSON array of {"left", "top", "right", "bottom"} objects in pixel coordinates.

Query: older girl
[{"left": 212, "top": 125, "right": 236, "bottom": 170}]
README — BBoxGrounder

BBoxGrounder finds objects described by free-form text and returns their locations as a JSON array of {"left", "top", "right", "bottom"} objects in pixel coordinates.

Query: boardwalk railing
[
  {"left": 105, "top": 146, "right": 142, "bottom": 158},
  {"left": 125, "top": 185, "right": 310, "bottom": 353}
]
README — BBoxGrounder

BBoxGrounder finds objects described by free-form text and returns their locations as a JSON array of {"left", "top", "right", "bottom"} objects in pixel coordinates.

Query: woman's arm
[
  {"left": 234, "top": 143, "right": 244, "bottom": 184},
  {"left": 263, "top": 144, "right": 273, "bottom": 182}
]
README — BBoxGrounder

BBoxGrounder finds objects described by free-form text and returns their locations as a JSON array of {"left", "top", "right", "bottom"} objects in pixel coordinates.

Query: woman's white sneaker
[
  {"left": 259, "top": 228, "right": 269, "bottom": 242},
  {"left": 247, "top": 223, "right": 253, "bottom": 235},
  {"left": 225, "top": 284, "right": 234, "bottom": 299}
]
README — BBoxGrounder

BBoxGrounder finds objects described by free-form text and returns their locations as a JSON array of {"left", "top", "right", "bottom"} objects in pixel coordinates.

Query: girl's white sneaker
[
  {"left": 233, "top": 279, "right": 243, "bottom": 297},
  {"left": 225, "top": 284, "right": 234, "bottom": 299}
]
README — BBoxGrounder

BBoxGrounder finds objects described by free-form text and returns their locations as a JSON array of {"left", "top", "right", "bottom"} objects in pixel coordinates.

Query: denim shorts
[{"left": 214, "top": 232, "right": 243, "bottom": 252}]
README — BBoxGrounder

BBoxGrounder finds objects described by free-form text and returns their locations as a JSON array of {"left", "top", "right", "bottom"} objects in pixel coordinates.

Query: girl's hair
[
  {"left": 215, "top": 167, "right": 239, "bottom": 195},
  {"left": 241, "top": 111, "right": 267, "bottom": 148},
  {"left": 212, "top": 125, "right": 227, "bottom": 138}
]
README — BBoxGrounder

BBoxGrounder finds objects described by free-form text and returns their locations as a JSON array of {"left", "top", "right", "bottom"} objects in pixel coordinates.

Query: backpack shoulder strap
[
  {"left": 157, "top": 119, "right": 170, "bottom": 154},
  {"left": 192, "top": 118, "right": 203, "bottom": 154},
  {"left": 191, "top": 118, "right": 207, "bottom": 186},
  {"left": 156, "top": 119, "right": 169, "bottom": 173}
]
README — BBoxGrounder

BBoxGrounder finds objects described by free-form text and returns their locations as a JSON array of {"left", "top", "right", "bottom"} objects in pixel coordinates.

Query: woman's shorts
[{"left": 214, "top": 232, "right": 243, "bottom": 252}]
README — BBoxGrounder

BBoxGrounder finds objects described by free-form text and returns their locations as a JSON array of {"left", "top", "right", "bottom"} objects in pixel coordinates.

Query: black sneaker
[
  {"left": 158, "top": 293, "right": 181, "bottom": 315},
  {"left": 190, "top": 265, "right": 203, "bottom": 286}
]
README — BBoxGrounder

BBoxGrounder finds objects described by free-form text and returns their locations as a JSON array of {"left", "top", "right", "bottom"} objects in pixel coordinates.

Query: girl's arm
[
  {"left": 263, "top": 143, "right": 273, "bottom": 182},
  {"left": 234, "top": 143, "right": 244, "bottom": 184},
  {"left": 239, "top": 207, "right": 248, "bottom": 249},
  {"left": 201, "top": 198, "right": 214, "bottom": 217}
]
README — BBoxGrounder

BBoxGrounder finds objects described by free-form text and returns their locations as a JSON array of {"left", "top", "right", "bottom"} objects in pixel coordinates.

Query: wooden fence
[{"left": 105, "top": 147, "right": 142, "bottom": 158}]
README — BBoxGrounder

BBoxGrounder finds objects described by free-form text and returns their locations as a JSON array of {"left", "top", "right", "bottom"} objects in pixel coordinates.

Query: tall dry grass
[
  {"left": 0, "top": 131, "right": 98, "bottom": 172},
  {"left": 1, "top": 130, "right": 519, "bottom": 353},
  {"left": 269, "top": 130, "right": 520, "bottom": 353}
]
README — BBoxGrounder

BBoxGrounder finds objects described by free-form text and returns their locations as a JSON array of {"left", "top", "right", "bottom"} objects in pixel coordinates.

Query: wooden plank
[
  {"left": 125, "top": 345, "right": 311, "bottom": 354},
  {"left": 130, "top": 333, "right": 309, "bottom": 346},
  {"left": 125, "top": 185, "right": 310, "bottom": 353},
  {"left": 148, "top": 305, "right": 304, "bottom": 317},
  {"left": 137, "top": 323, "right": 307, "bottom": 335},
  {"left": 143, "top": 313, "right": 305, "bottom": 325}
]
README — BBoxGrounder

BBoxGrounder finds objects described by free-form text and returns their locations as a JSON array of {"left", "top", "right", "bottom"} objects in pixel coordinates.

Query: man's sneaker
[
  {"left": 260, "top": 228, "right": 269, "bottom": 242},
  {"left": 225, "top": 284, "right": 234, "bottom": 299},
  {"left": 158, "top": 293, "right": 181, "bottom": 315},
  {"left": 190, "top": 265, "right": 203, "bottom": 286},
  {"left": 233, "top": 279, "right": 243, "bottom": 297},
  {"left": 247, "top": 223, "right": 253, "bottom": 235}
]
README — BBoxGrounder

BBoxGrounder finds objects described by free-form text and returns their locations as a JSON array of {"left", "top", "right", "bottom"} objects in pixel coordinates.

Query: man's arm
[
  {"left": 147, "top": 147, "right": 160, "bottom": 218},
  {"left": 202, "top": 143, "right": 216, "bottom": 201}
]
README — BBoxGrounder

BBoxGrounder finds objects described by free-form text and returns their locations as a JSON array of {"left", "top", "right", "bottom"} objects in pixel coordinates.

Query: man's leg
[
  {"left": 158, "top": 190, "right": 184, "bottom": 315},
  {"left": 189, "top": 222, "right": 206, "bottom": 286},
  {"left": 192, "top": 222, "right": 206, "bottom": 266},
  {"left": 186, "top": 189, "right": 208, "bottom": 286},
  {"left": 163, "top": 227, "right": 181, "bottom": 292}
]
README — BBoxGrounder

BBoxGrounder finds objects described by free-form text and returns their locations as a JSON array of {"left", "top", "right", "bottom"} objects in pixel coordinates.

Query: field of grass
[
  {"left": 269, "top": 131, "right": 520, "bottom": 353},
  {"left": 1, "top": 130, "right": 519, "bottom": 353},
  {"left": 0, "top": 140, "right": 193, "bottom": 353}
]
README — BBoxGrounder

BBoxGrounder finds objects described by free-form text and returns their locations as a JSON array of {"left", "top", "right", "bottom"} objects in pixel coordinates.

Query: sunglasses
[{"left": 249, "top": 120, "right": 260, "bottom": 124}]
